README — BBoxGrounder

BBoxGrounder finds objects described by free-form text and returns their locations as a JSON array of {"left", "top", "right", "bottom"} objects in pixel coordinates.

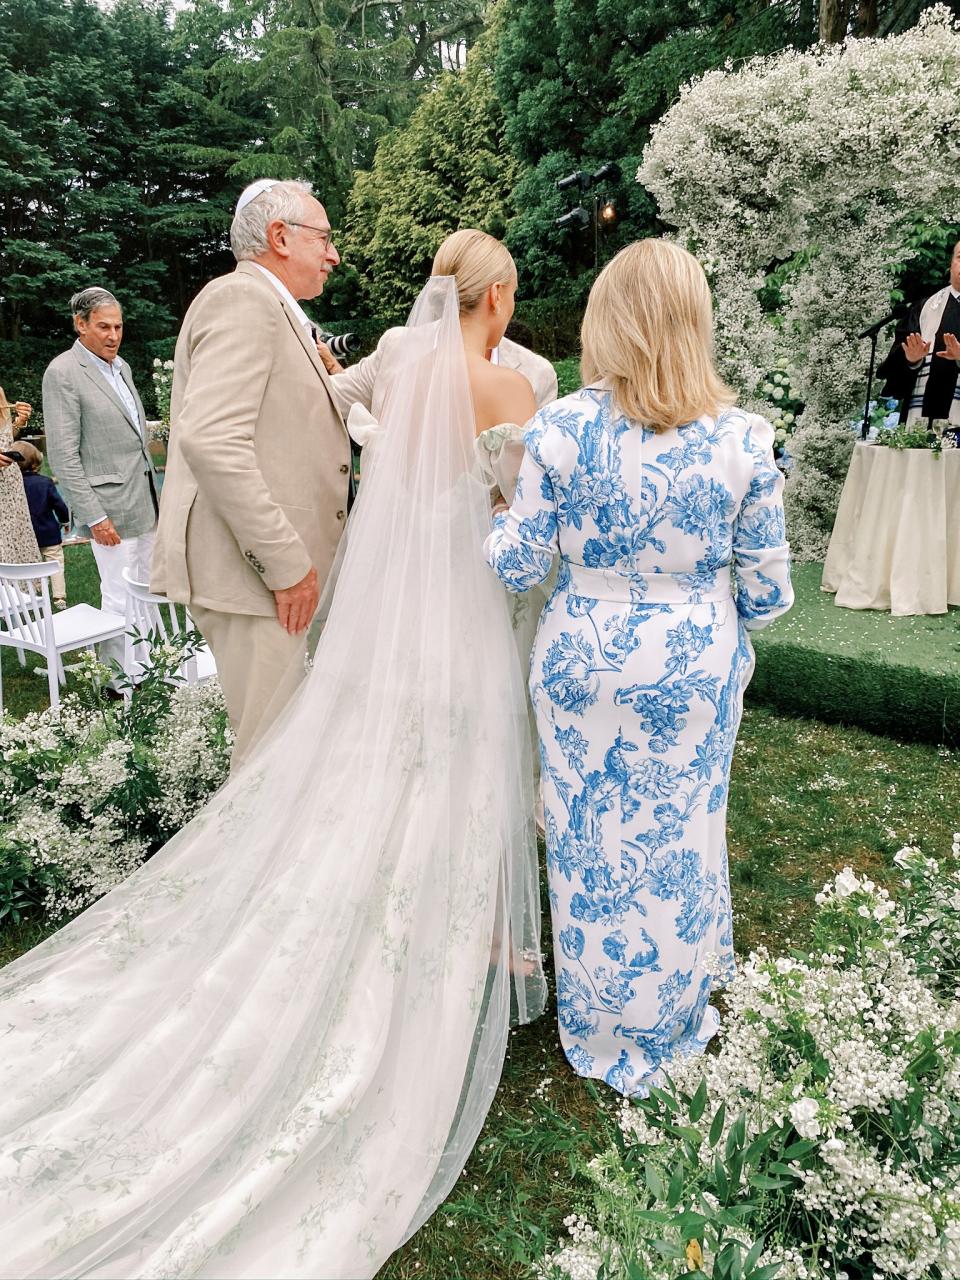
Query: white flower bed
[
  {"left": 0, "top": 650, "right": 230, "bottom": 923},
  {"left": 538, "top": 841, "right": 960, "bottom": 1280},
  {"left": 639, "top": 7, "right": 960, "bottom": 560}
]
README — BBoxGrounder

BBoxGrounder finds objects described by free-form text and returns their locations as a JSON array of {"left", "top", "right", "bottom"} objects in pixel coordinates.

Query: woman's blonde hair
[
  {"left": 581, "top": 239, "right": 734, "bottom": 432},
  {"left": 432, "top": 229, "right": 516, "bottom": 314}
]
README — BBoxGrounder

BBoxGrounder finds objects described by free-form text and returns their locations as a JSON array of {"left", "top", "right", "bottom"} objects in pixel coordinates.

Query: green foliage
[
  {"left": 749, "top": 562, "right": 960, "bottom": 746},
  {"left": 554, "top": 358, "right": 581, "bottom": 397},
  {"left": 492, "top": 0, "right": 818, "bottom": 316},
  {"left": 337, "top": 22, "right": 520, "bottom": 326}
]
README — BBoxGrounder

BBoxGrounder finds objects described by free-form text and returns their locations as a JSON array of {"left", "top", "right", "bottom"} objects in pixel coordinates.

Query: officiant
[{"left": 878, "top": 238, "right": 960, "bottom": 429}]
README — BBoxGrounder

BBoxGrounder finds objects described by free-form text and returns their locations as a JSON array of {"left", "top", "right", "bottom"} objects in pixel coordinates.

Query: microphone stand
[{"left": 858, "top": 304, "right": 909, "bottom": 440}]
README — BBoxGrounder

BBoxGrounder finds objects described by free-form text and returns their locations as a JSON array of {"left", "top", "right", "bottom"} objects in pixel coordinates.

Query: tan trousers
[
  {"left": 190, "top": 604, "right": 307, "bottom": 771},
  {"left": 39, "top": 545, "right": 66, "bottom": 604}
]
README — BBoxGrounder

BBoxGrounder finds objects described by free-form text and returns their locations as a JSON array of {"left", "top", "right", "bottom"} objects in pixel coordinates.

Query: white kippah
[{"left": 235, "top": 179, "right": 279, "bottom": 215}]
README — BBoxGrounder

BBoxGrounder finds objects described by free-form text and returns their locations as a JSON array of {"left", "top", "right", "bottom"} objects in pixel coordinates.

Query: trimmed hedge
[{"left": 749, "top": 562, "right": 960, "bottom": 746}]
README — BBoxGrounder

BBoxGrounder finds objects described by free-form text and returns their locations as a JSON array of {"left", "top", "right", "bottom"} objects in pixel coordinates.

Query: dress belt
[{"left": 564, "top": 562, "right": 733, "bottom": 605}]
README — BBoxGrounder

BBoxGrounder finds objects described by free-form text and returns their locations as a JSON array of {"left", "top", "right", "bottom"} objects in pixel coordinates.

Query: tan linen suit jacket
[
  {"left": 497, "top": 336, "right": 558, "bottom": 409},
  {"left": 152, "top": 262, "right": 352, "bottom": 617}
]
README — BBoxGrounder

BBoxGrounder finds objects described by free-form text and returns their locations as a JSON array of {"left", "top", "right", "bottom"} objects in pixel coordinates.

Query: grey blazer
[{"left": 42, "top": 341, "right": 159, "bottom": 539}]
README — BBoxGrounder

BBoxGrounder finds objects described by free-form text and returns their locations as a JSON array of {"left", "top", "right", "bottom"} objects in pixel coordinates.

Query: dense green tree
[
  {"left": 493, "top": 0, "right": 821, "bottom": 342},
  {"left": 332, "top": 21, "right": 519, "bottom": 327},
  {"left": 187, "top": 0, "right": 489, "bottom": 225}
]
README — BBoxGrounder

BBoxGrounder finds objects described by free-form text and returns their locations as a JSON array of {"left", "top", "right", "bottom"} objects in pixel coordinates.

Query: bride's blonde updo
[{"left": 432, "top": 229, "right": 516, "bottom": 314}]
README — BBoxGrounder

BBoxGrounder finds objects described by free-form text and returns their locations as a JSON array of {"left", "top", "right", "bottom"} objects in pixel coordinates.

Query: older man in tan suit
[{"left": 152, "top": 179, "right": 352, "bottom": 766}]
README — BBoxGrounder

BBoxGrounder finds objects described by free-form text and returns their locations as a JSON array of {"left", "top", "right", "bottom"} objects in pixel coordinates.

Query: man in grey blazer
[{"left": 42, "top": 287, "right": 159, "bottom": 684}]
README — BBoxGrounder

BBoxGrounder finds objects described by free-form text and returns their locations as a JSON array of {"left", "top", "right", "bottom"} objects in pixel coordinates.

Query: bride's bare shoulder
[{"left": 469, "top": 356, "right": 537, "bottom": 433}]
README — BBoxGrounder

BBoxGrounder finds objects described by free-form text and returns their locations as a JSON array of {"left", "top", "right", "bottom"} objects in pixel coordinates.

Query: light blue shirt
[{"left": 81, "top": 343, "right": 141, "bottom": 434}]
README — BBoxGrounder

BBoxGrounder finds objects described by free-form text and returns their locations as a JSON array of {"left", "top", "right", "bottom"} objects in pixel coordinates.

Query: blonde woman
[
  {"left": 486, "top": 239, "right": 793, "bottom": 1097},
  {"left": 0, "top": 235, "right": 546, "bottom": 1278},
  {"left": 0, "top": 388, "right": 40, "bottom": 563}
]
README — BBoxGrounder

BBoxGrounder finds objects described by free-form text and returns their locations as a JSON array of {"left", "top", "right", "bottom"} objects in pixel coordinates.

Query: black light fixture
[
  {"left": 553, "top": 160, "right": 623, "bottom": 271},
  {"left": 554, "top": 206, "right": 591, "bottom": 230},
  {"left": 554, "top": 161, "right": 623, "bottom": 196}
]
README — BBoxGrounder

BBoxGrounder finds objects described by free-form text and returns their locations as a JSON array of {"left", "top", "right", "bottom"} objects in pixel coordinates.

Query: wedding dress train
[{"left": 0, "top": 277, "right": 545, "bottom": 1279}]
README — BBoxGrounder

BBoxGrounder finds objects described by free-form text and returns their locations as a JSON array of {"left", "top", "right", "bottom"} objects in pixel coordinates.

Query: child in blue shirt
[{"left": 16, "top": 442, "right": 70, "bottom": 609}]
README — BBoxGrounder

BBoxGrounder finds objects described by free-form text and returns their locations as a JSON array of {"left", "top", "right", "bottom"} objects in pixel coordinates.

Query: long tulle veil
[{"left": 0, "top": 276, "right": 546, "bottom": 1279}]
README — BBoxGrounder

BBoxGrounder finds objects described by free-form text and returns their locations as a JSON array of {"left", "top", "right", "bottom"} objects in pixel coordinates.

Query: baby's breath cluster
[
  {"left": 0, "top": 642, "right": 230, "bottom": 923},
  {"left": 639, "top": 7, "right": 960, "bottom": 560},
  {"left": 539, "top": 843, "right": 960, "bottom": 1280}
]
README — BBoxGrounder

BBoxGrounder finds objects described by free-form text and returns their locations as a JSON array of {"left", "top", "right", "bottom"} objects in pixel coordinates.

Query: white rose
[
  {"left": 164, "top": 359, "right": 174, "bottom": 370},
  {"left": 153, "top": 357, "right": 161, "bottom": 367},
  {"left": 789, "top": 1097, "right": 821, "bottom": 1139},
  {"left": 783, "top": 412, "right": 795, "bottom": 424},
  {"left": 772, "top": 387, "right": 784, "bottom": 400},
  {"left": 833, "top": 867, "right": 861, "bottom": 898}
]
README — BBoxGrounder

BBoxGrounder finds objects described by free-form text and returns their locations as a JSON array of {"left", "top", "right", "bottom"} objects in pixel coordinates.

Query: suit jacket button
[
  {"left": 339, "top": 463, "right": 349, "bottom": 474},
  {"left": 336, "top": 509, "right": 345, "bottom": 521}
]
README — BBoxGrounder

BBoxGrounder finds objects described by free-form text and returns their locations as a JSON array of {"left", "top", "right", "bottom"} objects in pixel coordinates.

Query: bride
[{"left": 0, "top": 235, "right": 546, "bottom": 1279}]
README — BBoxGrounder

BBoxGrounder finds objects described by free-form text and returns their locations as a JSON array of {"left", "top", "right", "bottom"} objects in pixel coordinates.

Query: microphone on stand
[{"left": 858, "top": 302, "right": 910, "bottom": 340}]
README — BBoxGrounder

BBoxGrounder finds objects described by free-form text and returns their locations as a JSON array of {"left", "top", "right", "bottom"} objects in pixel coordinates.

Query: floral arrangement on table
[
  {"left": 0, "top": 635, "right": 231, "bottom": 925},
  {"left": 638, "top": 7, "right": 960, "bottom": 562},
  {"left": 757, "top": 364, "right": 801, "bottom": 466},
  {"left": 150, "top": 357, "right": 174, "bottom": 445},
  {"left": 852, "top": 395, "right": 959, "bottom": 455},
  {"left": 537, "top": 841, "right": 960, "bottom": 1280}
]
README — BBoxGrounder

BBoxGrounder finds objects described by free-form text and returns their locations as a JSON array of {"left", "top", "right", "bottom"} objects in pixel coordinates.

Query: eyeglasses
[{"left": 285, "top": 222, "right": 336, "bottom": 250}]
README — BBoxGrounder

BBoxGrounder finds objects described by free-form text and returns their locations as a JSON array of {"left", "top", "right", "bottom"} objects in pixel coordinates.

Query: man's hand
[
  {"left": 0, "top": 455, "right": 12, "bottom": 470},
  {"left": 316, "top": 341, "right": 344, "bottom": 376},
  {"left": 937, "top": 332, "right": 960, "bottom": 362},
  {"left": 90, "top": 517, "right": 122, "bottom": 547},
  {"left": 902, "top": 332, "right": 930, "bottom": 365},
  {"left": 274, "top": 566, "right": 319, "bottom": 635}
]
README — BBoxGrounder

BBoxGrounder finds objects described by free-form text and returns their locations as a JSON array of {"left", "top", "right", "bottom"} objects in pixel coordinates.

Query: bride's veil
[{"left": 0, "top": 275, "right": 545, "bottom": 1279}]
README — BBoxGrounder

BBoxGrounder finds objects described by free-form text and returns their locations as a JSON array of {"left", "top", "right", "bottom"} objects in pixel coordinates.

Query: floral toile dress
[
  {"left": 485, "top": 387, "right": 793, "bottom": 1096},
  {"left": 0, "top": 410, "right": 41, "bottom": 563}
]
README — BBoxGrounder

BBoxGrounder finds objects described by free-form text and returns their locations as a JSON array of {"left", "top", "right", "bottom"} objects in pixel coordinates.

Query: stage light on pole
[
  {"left": 554, "top": 206, "right": 591, "bottom": 230},
  {"left": 555, "top": 170, "right": 592, "bottom": 193}
]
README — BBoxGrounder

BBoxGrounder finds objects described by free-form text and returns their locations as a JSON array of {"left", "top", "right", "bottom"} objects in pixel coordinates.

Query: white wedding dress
[{"left": 0, "top": 278, "right": 546, "bottom": 1280}]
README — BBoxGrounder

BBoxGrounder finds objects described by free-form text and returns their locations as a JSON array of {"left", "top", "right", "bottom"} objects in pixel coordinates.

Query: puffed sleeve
[
  {"left": 483, "top": 418, "right": 559, "bottom": 593},
  {"left": 732, "top": 415, "right": 794, "bottom": 630}
]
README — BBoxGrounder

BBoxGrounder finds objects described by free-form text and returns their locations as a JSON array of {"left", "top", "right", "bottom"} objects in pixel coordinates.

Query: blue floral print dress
[{"left": 484, "top": 387, "right": 793, "bottom": 1096}]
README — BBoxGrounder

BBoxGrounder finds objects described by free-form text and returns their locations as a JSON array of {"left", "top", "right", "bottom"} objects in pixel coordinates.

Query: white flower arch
[{"left": 639, "top": 6, "right": 960, "bottom": 559}]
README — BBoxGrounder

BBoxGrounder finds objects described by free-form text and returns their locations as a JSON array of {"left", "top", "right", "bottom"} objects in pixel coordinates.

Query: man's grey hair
[
  {"left": 70, "top": 287, "right": 120, "bottom": 322},
  {"left": 230, "top": 180, "right": 314, "bottom": 262}
]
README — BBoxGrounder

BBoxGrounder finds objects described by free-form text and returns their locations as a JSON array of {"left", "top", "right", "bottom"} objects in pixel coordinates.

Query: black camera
[{"left": 318, "top": 331, "right": 359, "bottom": 360}]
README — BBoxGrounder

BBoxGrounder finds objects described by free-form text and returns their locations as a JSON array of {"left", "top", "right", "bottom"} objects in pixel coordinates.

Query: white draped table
[{"left": 822, "top": 442, "right": 960, "bottom": 615}]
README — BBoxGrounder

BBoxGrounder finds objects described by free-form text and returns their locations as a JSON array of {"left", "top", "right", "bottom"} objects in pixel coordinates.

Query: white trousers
[{"left": 90, "top": 528, "right": 156, "bottom": 682}]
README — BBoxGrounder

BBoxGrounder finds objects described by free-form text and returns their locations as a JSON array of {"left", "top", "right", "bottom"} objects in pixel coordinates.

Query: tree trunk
[
  {"left": 856, "top": 0, "right": 878, "bottom": 35},
  {"left": 819, "top": 0, "right": 851, "bottom": 42}
]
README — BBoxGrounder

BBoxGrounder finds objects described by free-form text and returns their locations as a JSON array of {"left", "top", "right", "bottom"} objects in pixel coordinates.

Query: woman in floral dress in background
[
  {"left": 485, "top": 240, "right": 793, "bottom": 1096},
  {"left": 0, "top": 389, "right": 40, "bottom": 562}
]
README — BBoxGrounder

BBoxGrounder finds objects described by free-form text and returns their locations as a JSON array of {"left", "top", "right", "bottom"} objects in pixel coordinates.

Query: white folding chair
[
  {"left": 121, "top": 568, "right": 217, "bottom": 687},
  {"left": 0, "top": 562, "right": 127, "bottom": 713}
]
